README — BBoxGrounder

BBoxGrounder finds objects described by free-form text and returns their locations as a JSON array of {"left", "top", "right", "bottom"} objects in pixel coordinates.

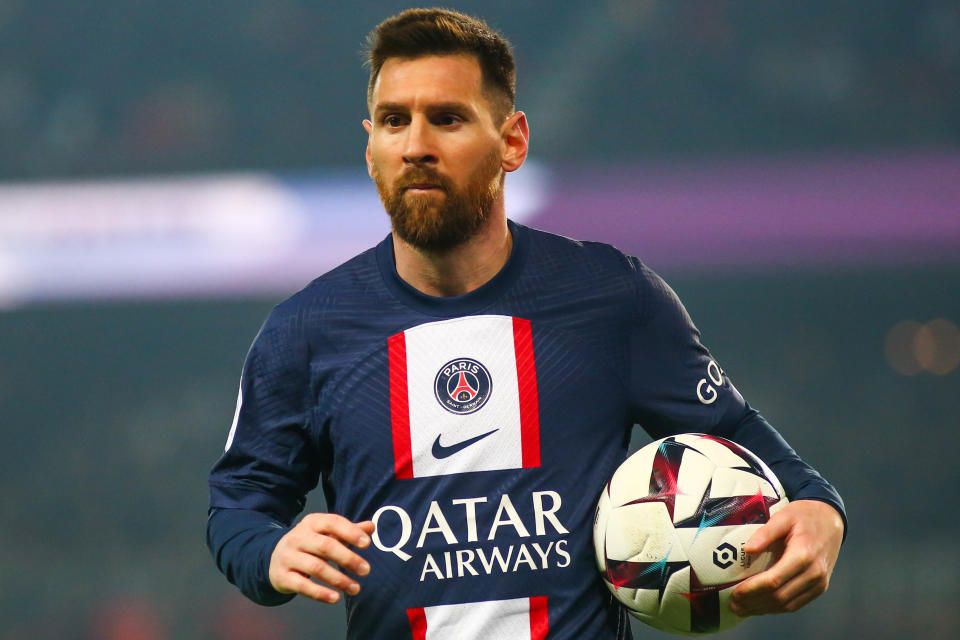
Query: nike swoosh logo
[{"left": 432, "top": 428, "right": 500, "bottom": 459}]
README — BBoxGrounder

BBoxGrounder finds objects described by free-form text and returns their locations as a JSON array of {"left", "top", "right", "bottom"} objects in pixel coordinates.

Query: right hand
[{"left": 268, "top": 513, "right": 376, "bottom": 603}]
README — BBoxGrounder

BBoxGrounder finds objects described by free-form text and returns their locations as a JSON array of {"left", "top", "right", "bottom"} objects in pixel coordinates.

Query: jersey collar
[{"left": 375, "top": 219, "right": 528, "bottom": 317}]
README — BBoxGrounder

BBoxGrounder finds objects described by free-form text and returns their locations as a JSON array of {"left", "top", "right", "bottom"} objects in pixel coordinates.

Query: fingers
[
  {"left": 742, "top": 515, "right": 790, "bottom": 555},
  {"left": 285, "top": 552, "right": 361, "bottom": 599},
  {"left": 731, "top": 558, "right": 828, "bottom": 616},
  {"left": 778, "top": 581, "right": 824, "bottom": 613},
  {"left": 271, "top": 567, "right": 343, "bottom": 604},
  {"left": 731, "top": 500, "right": 842, "bottom": 617},
  {"left": 297, "top": 529, "right": 371, "bottom": 579},
  {"left": 303, "top": 513, "right": 374, "bottom": 549},
  {"left": 269, "top": 513, "right": 378, "bottom": 603},
  {"left": 733, "top": 538, "right": 798, "bottom": 602},
  {"left": 730, "top": 528, "right": 829, "bottom": 616}
]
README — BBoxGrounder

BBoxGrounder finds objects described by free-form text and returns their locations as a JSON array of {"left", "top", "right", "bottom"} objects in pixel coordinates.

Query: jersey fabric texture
[{"left": 207, "top": 220, "right": 846, "bottom": 640}]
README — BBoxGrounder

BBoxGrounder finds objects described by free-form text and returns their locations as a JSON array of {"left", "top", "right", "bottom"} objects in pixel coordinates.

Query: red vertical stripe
[
  {"left": 406, "top": 607, "right": 428, "bottom": 640},
  {"left": 513, "top": 317, "right": 541, "bottom": 468},
  {"left": 529, "top": 596, "right": 549, "bottom": 640},
  {"left": 388, "top": 332, "right": 413, "bottom": 479}
]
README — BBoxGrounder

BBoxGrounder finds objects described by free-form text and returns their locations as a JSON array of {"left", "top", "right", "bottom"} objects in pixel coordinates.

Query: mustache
[{"left": 395, "top": 169, "right": 451, "bottom": 191}]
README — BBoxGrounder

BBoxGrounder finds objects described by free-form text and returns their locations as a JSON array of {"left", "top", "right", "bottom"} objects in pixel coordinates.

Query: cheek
[
  {"left": 450, "top": 140, "right": 497, "bottom": 176},
  {"left": 368, "top": 145, "right": 390, "bottom": 178},
  {"left": 372, "top": 138, "right": 407, "bottom": 168},
  {"left": 368, "top": 135, "right": 388, "bottom": 160}
]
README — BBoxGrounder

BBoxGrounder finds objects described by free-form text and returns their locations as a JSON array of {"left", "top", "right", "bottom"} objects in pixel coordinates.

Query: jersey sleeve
[
  {"left": 208, "top": 303, "right": 324, "bottom": 521},
  {"left": 207, "top": 303, "right": 328, "bottom": 604},
  {"left": 625, "top": 258, "right": 847, "bottom": 535}
]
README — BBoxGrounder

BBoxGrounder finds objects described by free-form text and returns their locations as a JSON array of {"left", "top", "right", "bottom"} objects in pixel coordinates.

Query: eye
[
  {"left": 434, "top": 113, "right": 463, "bottom": 127},
  {"left": 383, "top": 114, "right": 407, "bottom": 128}
]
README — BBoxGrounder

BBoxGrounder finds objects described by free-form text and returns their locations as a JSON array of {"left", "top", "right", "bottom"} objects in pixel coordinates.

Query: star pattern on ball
[
  {"left": 618, "top": 437, "right": 689, "bottom": 520},
  {"left": 603, "top": 539, "right": 687, "bottom": 600},
  {"left": 697, "top": 434, "right": 782, "bottom": 498},
  {"left": 675, "top": 485, "right": 779, "bottom": 537},
  {"left": 679, "top": 568, "right": 742, "bottom": 633}
]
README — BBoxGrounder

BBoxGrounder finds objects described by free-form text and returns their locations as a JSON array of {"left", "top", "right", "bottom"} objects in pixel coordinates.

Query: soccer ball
[{"left": 593, "top": 434, "right": 788, "bottom": 635}]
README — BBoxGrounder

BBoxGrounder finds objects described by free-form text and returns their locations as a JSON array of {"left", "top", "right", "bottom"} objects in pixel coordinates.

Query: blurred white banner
[{"left": 0, "top": 163, "right": 549, "bottom": 307}]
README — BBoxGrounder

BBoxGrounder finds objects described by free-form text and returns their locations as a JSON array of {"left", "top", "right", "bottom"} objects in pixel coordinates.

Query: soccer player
[{"left": 207, "top": 9, "right": 845, "bottom": 639}]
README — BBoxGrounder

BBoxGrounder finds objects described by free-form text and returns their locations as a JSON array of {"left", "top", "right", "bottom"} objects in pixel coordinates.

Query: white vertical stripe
[
  {"left": 224, "top": 381, "right": 243, "bottom": 452},
  {"left": 423, "top": 598, "right": 532, "bottom": 640}
]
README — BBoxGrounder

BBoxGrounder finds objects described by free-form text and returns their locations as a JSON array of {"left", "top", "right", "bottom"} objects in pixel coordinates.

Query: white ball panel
[
  {"left": 630, "top": 609, "right": 680, "bottom": 635},
  {"left": 709, "top": 467, "right": 776, "bottom": 499},
  {"left": 738, "top": 447, "right": 787, "bottom": 498},
  {"left": 715, "top": 585, "right": 747, "bottom": 633},
  {"left": 659, "top": 565, "right": 694, "bottom": 635},
  {"left": 607, "top": 445, "right": 658, "bottom": 507},
  {"left": 670, "top": 433, "right": 707, "bottom": 448},
  {"left": 593, "top": 487, "right": 611, "bottom": 571},
  {"left": 628, "top": 587, "right": 666, "bottom": 617},
  {"left": 677, "top": 524, "right": 768, "bottom": 586},
  {"left": 603, "top": 502, "right": 675, "bottom": 561},
  {"left": 673, "top": 450, "right": 715, "bottom": 523}
]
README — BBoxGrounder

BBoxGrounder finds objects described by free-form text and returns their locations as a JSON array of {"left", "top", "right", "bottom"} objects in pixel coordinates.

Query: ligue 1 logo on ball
[{"left": 434, "top": 358, "right": 492, "bottom": 415}]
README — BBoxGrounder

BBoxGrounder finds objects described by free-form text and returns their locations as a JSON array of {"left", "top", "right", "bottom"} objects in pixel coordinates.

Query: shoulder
[
  {"left": 252, "top": 243, "right": 383, "bottom": 355},
  {"left": 517, "top": 223, "right": 683, "bottom": 323},
  {"left": 517, "top": 222, "right": 663, "bottom": 294},
  {"left": 268, "top": 244, "right": 382, "bottom": 324},
  {"left": 519, "top": 223, "right": 641, "bottom": 278}
]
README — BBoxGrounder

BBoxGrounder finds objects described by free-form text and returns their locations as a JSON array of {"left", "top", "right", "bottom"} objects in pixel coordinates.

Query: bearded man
[{"left": 208, "top": 9, "right": 845, "bottom": 639}]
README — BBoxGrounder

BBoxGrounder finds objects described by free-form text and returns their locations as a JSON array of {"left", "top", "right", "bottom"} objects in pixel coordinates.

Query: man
[{"left": 208, "top": 9, "right": 845, "bottom": 639}]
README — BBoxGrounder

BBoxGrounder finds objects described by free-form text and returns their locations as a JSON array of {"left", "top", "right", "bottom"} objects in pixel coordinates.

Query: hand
[
  {"left": 730, "top": 499, "right": 844, "bottom": 617},
  {"left": 269, "top": 513, "right": 376, "bottom": 604}
]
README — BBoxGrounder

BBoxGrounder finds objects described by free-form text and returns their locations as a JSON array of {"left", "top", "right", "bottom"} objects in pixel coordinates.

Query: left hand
[{"left": 730, "top": 499, "right": 844, "bottom": 617}]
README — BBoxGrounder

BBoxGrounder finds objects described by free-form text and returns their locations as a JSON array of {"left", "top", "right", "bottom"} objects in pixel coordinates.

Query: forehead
[{"left": 370, "top": 54, "right": 485, "bottom": 108}]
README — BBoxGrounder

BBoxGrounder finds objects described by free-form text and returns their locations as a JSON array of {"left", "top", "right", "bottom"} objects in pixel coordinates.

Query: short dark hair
[{"left": 365, "top": 8, "right": 516, "bottom": 120}]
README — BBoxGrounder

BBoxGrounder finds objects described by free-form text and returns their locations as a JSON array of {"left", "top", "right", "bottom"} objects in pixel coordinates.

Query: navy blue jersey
[{"left": 208, "top": 221, "right": 845, "bottom": 640}]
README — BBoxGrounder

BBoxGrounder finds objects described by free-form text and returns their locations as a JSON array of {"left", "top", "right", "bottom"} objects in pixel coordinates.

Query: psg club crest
[{"left": 434, "top": 358, "right": 492, "bottom": 415}]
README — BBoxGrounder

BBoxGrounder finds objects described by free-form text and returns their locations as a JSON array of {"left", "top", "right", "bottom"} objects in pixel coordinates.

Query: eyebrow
[{"left": 373, "top": 101, "right": 475, "bottom": 117}]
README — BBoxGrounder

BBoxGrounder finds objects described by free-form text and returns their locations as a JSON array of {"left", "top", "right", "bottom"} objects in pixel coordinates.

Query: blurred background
[{"left": 1, "top": 0, "right": 958, "bottom": 638}]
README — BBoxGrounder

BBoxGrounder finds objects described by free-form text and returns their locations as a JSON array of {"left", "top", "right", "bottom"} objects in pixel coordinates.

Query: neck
[{"left": 393, "top": 212, "right": 513, "bottom": 297}]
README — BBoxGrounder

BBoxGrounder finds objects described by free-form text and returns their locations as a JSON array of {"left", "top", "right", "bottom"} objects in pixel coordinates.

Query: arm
[
  {"left": 207, "top": 507, "right": 295, "bottom": 606},
  {"left": 207, "top": 304, "right": 373, "bottom": 605},
  {"left": 626, "top": 259, "right": 845, "bottom": 615},
  {"left": 207, "top": 507, "right": 374, "bottom": 605},
  {"left": 709, "top": 410, "right": 846, "bottom": 616}
]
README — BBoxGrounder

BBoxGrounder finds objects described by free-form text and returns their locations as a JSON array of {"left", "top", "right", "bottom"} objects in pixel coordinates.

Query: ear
[
  {"left": 362, "top": 119, "right": 374, "bottom": 177},
  {"left": 500, "top": 111, "right": 529, "bottom": 173}
]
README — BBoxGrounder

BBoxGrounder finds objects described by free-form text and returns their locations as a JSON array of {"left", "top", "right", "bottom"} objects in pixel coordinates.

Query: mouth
[{"left": 403, "top": 183, "right": 443, "bottom": 192}]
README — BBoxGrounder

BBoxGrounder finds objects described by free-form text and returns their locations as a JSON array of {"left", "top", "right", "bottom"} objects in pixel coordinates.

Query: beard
[{"left": 373, "top": 149, "right": 503, "bottom": 253}]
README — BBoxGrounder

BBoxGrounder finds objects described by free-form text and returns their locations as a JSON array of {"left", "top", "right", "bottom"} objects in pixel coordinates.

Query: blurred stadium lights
[
  {"left": 885, "top": 318, "right": 960, "bottom": 376},
  {"left": 0, "top": 163, "right": 549, "bottom": 308},
  {"left": 539, "top": 150, "right": 960, "bottom": 272},
  {"left": 1, "top": 150, "right": 959, "bottom": 308}
]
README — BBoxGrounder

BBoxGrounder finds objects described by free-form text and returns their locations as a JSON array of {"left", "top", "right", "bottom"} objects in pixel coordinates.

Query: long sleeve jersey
[{"left": 208, "top": 220, "right": 845, "bottom": 640}]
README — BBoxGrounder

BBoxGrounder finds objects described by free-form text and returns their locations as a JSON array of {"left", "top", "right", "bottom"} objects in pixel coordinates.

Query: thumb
[{"left": 743, "top": 513, "right": 791, "bottom": 555}]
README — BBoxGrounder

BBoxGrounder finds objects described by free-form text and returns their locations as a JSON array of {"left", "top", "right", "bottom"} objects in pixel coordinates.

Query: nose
[{"left": 402, "top": 116, "right": 438, "bottom": 166}]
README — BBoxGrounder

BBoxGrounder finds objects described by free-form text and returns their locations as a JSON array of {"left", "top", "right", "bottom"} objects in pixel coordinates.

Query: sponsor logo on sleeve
[{"left": 696, "top": 360, "right": 725, "bottom": 405}]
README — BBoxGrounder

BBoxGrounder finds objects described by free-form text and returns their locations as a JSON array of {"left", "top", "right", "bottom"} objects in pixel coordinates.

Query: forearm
[
  {"left": 207, "top": 507, "right": 296, "bottom": 606},
  {"left": 710, "top": 407, "right": 847, "bottom": 540}
]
